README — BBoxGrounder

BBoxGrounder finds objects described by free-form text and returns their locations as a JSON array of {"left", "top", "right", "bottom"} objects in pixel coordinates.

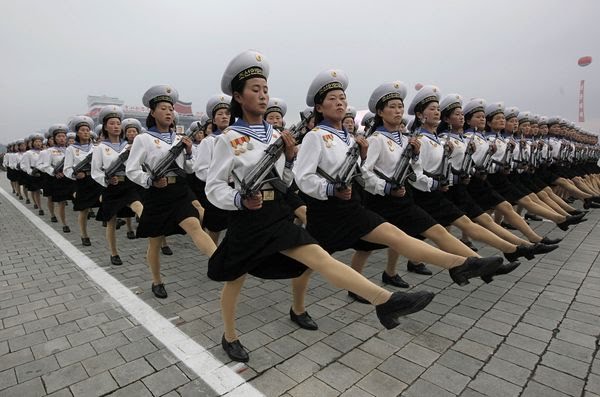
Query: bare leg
[
  {"left": 129, "top": 200, "right": 143, "bottom": 217},
  {"left": 78, "top": 208, "right": 89, "bottom": 238},
  {"left": 178, "top": 217, "right": 217, "bottom": 257},
  {"left": 516, "top": 196, "right": 565, "bottom": 223},
  {"left": 106, "top": 217, "right": 118, "bottom": 256},
  {"left": 291, "top": 270, "right": 313, "bottom": 314},
  {"left": 207, "top": 230, "right": 221, "bottom": 245},
  {"left": 192, "top": 199, "right": 205, "bottom": 221},
  {"left": 421, "top": 224, "right": 479, "bottom": 257},
  {"left": 537, "top": 191, "right": 569, "bottom": 216},
  {"left": 221, "top": 275, "right": 246, "bottom": 341},
  {"left": 293, "top": 206, "right": 307, "bottom": 226},
  {"left": 473, "top": 213, "right": 531, "bottom": 246},
  {"left": 147, "top": 237, "right": 163, "bottom": 284},
  {"left": 350, "top": 250, "right": 372, "bottom": 274},
  {"left": 47, "top": 197, "right": 55, "bottom": 217},
  {"left": 543, "top": 187, "right": 576, "bottom": 212},
  {"left": 452, "top": 216, "right": 517, "bottom": 253},
  {"left": 494, "top": 201, "right": 543, "bottom": 242},
  {"left": 57, "top": 202, "right": 67, "bottom": 226}
]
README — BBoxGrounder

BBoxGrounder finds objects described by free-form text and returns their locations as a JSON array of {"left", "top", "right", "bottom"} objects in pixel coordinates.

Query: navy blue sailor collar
[
  {"left": 417, "top": 127, "right": 440, "bottom": 144},
  {"left": 375, "top": 126, "right": 403, "bottom": 147},
  {"left": 101, "top": 139, "right": 128, "bottom": 152},
  {"left": 318, "top": 121, "right": 351, "bottom": 146},
  {"left": 229, "top": 119, "right": 273, "bottom": 144},
  {"left": 147, "top": 127, "right": 176, "bottom": 145}
]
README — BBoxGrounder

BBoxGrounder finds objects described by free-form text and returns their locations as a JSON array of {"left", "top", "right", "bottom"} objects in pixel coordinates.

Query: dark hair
[
  {"left": 437, "top": 107, "right": 459, "bottom": 134},
  {"left": 74, "top": 124, "right": 90, "bottom": 143},
  {"left": 101, "top": 118, "right": 125, "bottom": 140},
  {"left": 410, "top": 100, "right": 437, "bottom": 132},
  {"left": 145, "top": 101, "right": 175, "bottom": 130}
]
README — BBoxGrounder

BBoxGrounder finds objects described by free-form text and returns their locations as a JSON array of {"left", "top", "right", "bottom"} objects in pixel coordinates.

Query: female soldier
[
  {"left": 38, "top": 125, "right": 72, "bottom": 232},
  {"left": 207, "top": 51, "right": 439, "bottom": 362},
  {"left": 91, "top": 106, "right": 143, "bottom": 265},
  {"left": 193, "top": 94, "right": 232, "bottom": 243},
  {"left": 350, "top": 83, "right": 504, "bottom": 293},
  {"left": 484, "top": 103, "right": 585, "bottom": 230},
  {"left": 20, "top": 134, "right": 45, "bottom": 213},
  {"left": 126, "top": 85, "right": 217, "bottom": 299},
  {"left": 65, "top": 116, "right": 103, "bottom": 246}
]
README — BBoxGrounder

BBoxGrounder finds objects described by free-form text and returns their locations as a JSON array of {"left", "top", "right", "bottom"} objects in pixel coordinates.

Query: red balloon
[
  {"left": 415, "top": 83, "right": 423, "bottom": 90},
  {"left": 578, "top": 56, "right": 592, "bottom": 67}
]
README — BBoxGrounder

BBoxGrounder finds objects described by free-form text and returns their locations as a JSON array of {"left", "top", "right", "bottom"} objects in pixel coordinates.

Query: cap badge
[{"left": 255, "top": 54, "right": 262, "bottom": 62}]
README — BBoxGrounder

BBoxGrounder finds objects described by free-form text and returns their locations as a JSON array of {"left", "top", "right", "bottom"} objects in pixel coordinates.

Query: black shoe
[
  {"left": 540, "top": 236, "right": 562, "bottom": 245},
  {"left": 376, "top": 290, "right": 435, "bottom": 330},
  {"left": 565, "top": 197, "right": 575, "bottom": 204},
  {"left": 102, "top": 221, "right": 107, "bottom": 227},
  {"left": 592, "top": 196, "right": 600, "bottom": 203},
  {"left": 116, "top": 218, "right": 126, "bottom": 230},
  {"left": 151, "top": 282, "right": 168, "bottom": 299},
  {"left": 348, "top": 291, "right": 370, "bottom": 304},
  {"left": 127, "top": 231, "right": 136, "bottom": 239},
  {"left": 460, "top": 239, "right": 478, "bottom": 252},
  {"left": 38, "top": 210, "right": 44, "bottom": 216},
  {"left": 583, "top": 199, "right": 600, "bottom": 209},
  {"left": 221, "top": 335, "right": 249, "bottom": 362},
  {"left": 524, "top": 213, "right": 542, "bottom": 221},
  {"left": 558, "top": 214, "right": 586, "bottom": 231},
  {"left": 161, "top": 246, "right": 173, "bottom": 255},
  {"left": 382, "top": 272, "right": 410, "bottom": 288},
  {"left": 407, "top": 261, "right": 433, "bottom": 275},
  {"left": 500, "top": 221, "right": 518, "bottom": 230},
  {"left": 530, "top": 243, "right": 558, "bottom": 256},
  {"left": 50, "top": 216, "right": 58, "bottom": 223},
  {"left": 504, "top": 245, "right": 535, "bottom": 262},
  {"left": 62, "top": 226, "right": 70, "bottom": 233},
  {"left": 290, "top": 308, "right": 318, "bottom": 330},
  {"left": 81, "top": 237, "right": 91, "bottom": 246},
  {"left": 33, "top": 204, "right": 38, "bottom": 209},
  {"left": 25, "top": 199, "right": 31, "bottom": 204},
  {"left": 482, "top": 261, "right": 521, "bottom": 283},
  {"left": 110, "top": 255, "right": 123, "bottom": 266},
  {"left": 449, "top": 256, "right": 503, "bottom": 286},
  {"left": 567, "top": 209, "right": 585, "bottom": 216},
  {"left": 18, "top": 196, "right": 23, "bottom": 200}
]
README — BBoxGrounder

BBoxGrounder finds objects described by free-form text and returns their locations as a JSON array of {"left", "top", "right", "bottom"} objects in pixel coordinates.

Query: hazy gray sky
[{"left": 2, "top": 0, "right": 599, "bottom": 142}]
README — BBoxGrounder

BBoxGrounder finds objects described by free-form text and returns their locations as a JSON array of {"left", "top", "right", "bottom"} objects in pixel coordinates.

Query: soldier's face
[
  {"left": 343, "top": 117, "right": 355, "bottom": 133},
  {"left": 55, "top": 133, "right": 66, "bottom": 146},
  {"left": 214, "top": 108, "right": 231, "bottom": 130},
  {"left": 447, "top": 107, "right": 464, "bottom": 130},
  {"left": 237, "top": 77, "right": 268, "bottom": 117},
  {"left": 151, "top": 102, "right": 174, "bottom": 128},
  {"left": 265, "top": 111, "right": 283, "bottom": 128},
  {"left": 379, "top": 99, "right": 404, "bottom": 127},
  {"left": 125, "top": 127, "right": 138, "bottom": 142},
  {"left": 316, "top": 89, "right": 347, "bottom": 123},
  {"left": 77, "top": 126, "right": 90, "bottom": 142},
  {"left": 105, "top": 118, "right": 122, "bottom": 137}
]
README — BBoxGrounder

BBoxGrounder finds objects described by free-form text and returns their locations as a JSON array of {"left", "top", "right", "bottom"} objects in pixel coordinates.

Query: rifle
[
  {"left": 499, "top": 136, "right": 515, "bottom": 172},
  {"left": 72, "top": 152, "right": 93, "bottom": 174},
  {"left": 316, "top": 122, "right": 376, "bottom": 190},
  {"left": 104, "top": 150, "right": 131, "bottom": 181},
  {"left": 232, "top": 112, "right": 312, "bottom": 198},
  {"left": 458, "top": 133, "right": 475, "bottom": 177},
  {"left": 373, "top": 130, "right": 417, "bottom": 189},
  {"left": 53, "top": 158, "right": 65, "bottom": 175},
  {"left": 149, "top": 129, "right": 195, "bottom": 181}
]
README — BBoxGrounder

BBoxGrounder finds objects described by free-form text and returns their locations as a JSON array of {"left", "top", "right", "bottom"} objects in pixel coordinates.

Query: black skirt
[
  {"left": 283, "top": 182, "right": 306, "bottom": 212},
  {"left": 300, "top": 187, "right": 386, "bottom": 254},
  {"left": 42, "top": 174, "right": 54, "bottom": 197},
  {"left": 486, "top": 172, "right": 527, "bottom": 204},
  {"left": 96, "top": 178, "right": 140, "bottom": 222},
  {"left": 73, "top": 175, "right": 103, "bottom": 211},
  {"left": 195, "top": 180, "right": 229, "bottom": 232},
  {"left": 16, "top": 170, "right": 27, "bottom": 185},
  {"left": 136, "top": 178, "right": 198, "bottom": 238},
  {"left": 208, "top": 191, "right": 313, "bottom": 281},
  {"left": 25, "top": 173, "right": 43, "bottom": 191},
  {"left": 6, "top": 168, "right": 18, "bottom": 182},
  {"left": 445, "top": 184, "right": 485, "bottom": 220},
  {"left": 412, "top": 188, "right": 465, "bottom": 227},
  {"left": 363, "top": 188, "right": 437, "bottom": 238},
  {"left": 466, "top": 176, "right": 506, "bottom": 211},
  {"left": 187, "top": 173, "right": 204, "bottom": 202},
  {"left": 519, "top": 173, "right": 546, "bottom": 193},
  {"left": 537, "top": 166, "right": 560, "bottom": 185},
  {"left": 50, "top": 177, "right": 75, "bottom": 202}
]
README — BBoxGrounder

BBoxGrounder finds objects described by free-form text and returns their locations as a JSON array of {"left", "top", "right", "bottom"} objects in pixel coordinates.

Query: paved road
[{"left": 1, "top": 174, "right": 599, "bottom": 396}]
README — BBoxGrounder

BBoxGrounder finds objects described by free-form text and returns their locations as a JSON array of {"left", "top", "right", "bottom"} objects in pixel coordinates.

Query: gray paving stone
[
  {"left": 289, "top": 376, "right": 339, "bottom": 397},
  {"left": 55, "top": 343, "right": 97, "bottom": 367},
  {"left": 90, "top": 332, "right": 130, "bottom": 354},
  {"left": 403, "top": 378, "right": 455, "bottom": 397},
  {"left": 452, "top": 338, "right": 494, "bottom": 361},
  {"left": 0, "top": 348, "right": 34, "bottom": 372},
  {"left": 110, "top": 358, "right": 155, "bottom": 387},
  {"left": 300, "top": 341, "right": 342, "bottom": 366},
  {"left": 483, "top": 357, "right": 530, "bottom": 386},
  {"left": 15, "top": 354, "right": 59, "bottom": 383},
  {"left": 541, "top": 351, "right": 589, "bottom": 379},
  {"left": 276, "top": 354, "right": 320, "bottom": 383},
  {"left": 116, "top": 339, "right": 158, "bottom": 362},
  {"left": 339, "top": 386, "right": 374, "bottom": 397},
  {"left": 396, "top": 342, "right": 440, "bottom": 367},
  {"left": 548, "top": 339, "right": 595, "bottom": 363},
  {"left": 469, "top": 371, "right": 523, "bottom": 397},
  {"left": 437, "top": 349, "right": 484, "bottom": 377},
  {"left": 8, "top": 330, "right": 47, "bottom": 351},
  {"left": 533, "top": 365, "right": 586, "bottom": 396},
  {"left": 81, "top": 349, "right": 126, "bottom": 377},
  {"left": 0, "top": 377, "right": 46, "bottom": 397},
  {"left": 249, "top": 368, "right": 296, "bottom": 396},
  {"left": 69, "top": 371, "right": 118, "bottom": 397},
  {"left": 43, "top": 363, "right": 89, "bottom": 394},
  {"left": 521, "top": 381, "right": 571, "bottom": 397},
  {"left": 3, "top": 311, "right": 38, "bottom": 329},
  {"left": 0, "top": 368, "right": 17, "bottom": 391},
  {"left": 65, "top": 326, "right": 104, "bottom": 347},
  {"left": 100, "top": 380, "right": 152, "bottom": 397},
  {"left": 141, "top": 365, "right": 189, "bottom": 396},
  {"left": 315, "top": 362, "right": 362, "bottom": 392}
]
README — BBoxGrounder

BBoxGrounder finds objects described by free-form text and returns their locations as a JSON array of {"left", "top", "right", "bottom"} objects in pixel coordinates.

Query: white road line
[{"left": 0, "top": 186, "right": 263, "bottom": 397}]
